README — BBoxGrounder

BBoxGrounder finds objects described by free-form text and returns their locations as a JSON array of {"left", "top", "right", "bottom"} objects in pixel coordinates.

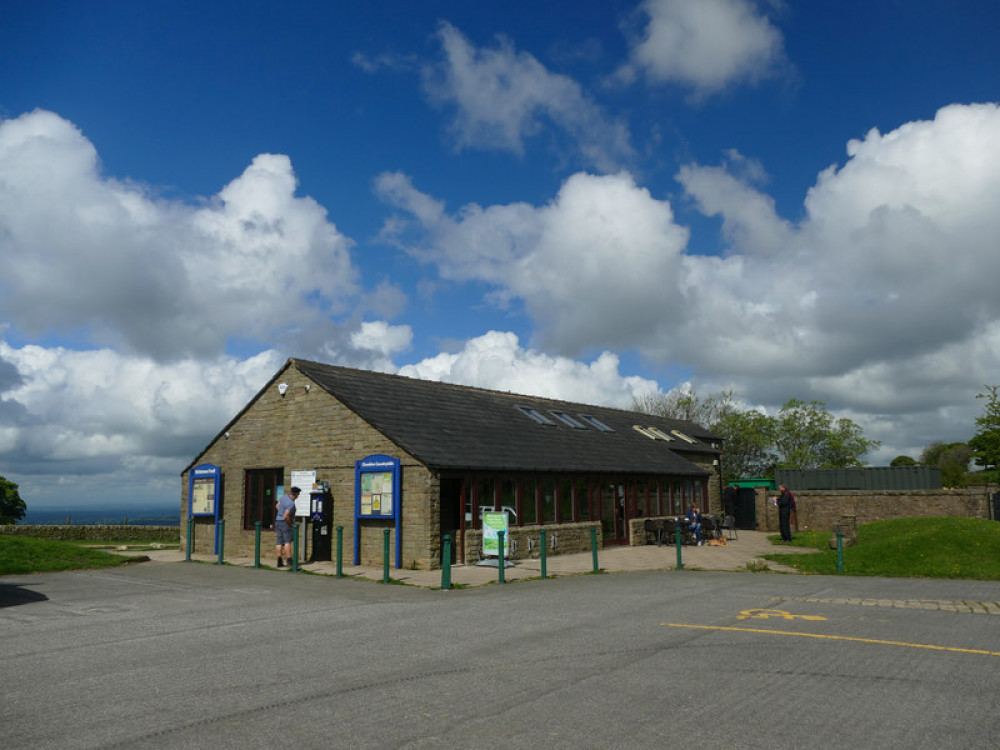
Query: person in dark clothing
[
  {"left": 775, "top": 484, "right": 794, "bottom": 542},
  {"left": 723, "top": 484, "right": 738, "bottom": 518}
]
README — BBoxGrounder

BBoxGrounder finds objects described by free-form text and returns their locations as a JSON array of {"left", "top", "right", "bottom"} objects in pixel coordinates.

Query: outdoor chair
[{"left": 721, "top": 514, "right": 738, "bottom": 541}]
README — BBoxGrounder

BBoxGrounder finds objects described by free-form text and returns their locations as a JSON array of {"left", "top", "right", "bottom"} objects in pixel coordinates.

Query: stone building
[{"left": 181, "top": 358, "right": 722, "bottom": 570}]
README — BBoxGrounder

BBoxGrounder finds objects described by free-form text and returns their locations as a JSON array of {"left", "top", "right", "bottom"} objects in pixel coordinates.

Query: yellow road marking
[
  {"left": 737, "top": 608, "right": 827, "bottom": 621},
  {"left": 663, "top": 623, "right": 1000, "bottom": 657}
]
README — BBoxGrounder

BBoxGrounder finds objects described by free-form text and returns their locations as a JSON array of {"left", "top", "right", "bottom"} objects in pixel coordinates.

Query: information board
[
  {"left": 482, "top": 511, "right": 510, "bottom": 559},
  {"left": 189, "top": 464, "right": 220, "bottom": 517}
]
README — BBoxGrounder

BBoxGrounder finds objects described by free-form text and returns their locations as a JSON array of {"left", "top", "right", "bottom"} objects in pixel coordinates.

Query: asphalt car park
[{"left": 3, "top": 561, "right": 999, "bottom": 749}]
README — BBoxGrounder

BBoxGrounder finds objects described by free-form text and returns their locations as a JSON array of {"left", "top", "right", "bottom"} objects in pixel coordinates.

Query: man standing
[
  {"left": 275, "top": 486, "right": 300, "bottom": 568},
  {"left": 776, "top": 484, "right": 795, "bottom": 543}
]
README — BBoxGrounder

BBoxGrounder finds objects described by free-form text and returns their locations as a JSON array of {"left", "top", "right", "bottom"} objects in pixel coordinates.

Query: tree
[
  {"left": 969, "top": 385, "right": 1000, "bottom": 473},
  {"left": 890, "top": 455, "right": 916, "bottom": 466},
  {"left": 920, "top": 441, "right": 973, "bottom": 487},
  {"left": 1, "top": 475, "right": 26, "bottom": 524},
  {"left": 773, "top": 399, "right": 880, "bottom": 470},
  {"left": 633, "top": 391, "right": 879, "bottom": 482}
]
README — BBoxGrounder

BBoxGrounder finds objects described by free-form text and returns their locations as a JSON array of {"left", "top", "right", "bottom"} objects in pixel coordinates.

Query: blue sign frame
[
  {"left": 354, "top": 454, "right": 401, "bottom": 568},
  {"left": 188, "top": 463, "right": 222, "bottom": 554}
]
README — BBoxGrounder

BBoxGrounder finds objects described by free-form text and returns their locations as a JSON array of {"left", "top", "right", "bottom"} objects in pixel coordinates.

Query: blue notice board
[
  {"left": 188, "top": 463, "right": 222, "bottom": 554},
  {"left": 354, "top": 454, "right": 401, "bottom": 567}
]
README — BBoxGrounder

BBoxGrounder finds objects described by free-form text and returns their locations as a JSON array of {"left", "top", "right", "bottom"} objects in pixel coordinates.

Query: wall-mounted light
[
  {"left": 712, "top": 459, "right": 719, "bottom": 466},
  {"left": 224, "top": 431, "right": 230, "bottom": 439},
  {"left": 277, "top": 383, "right": 289, "bottom": 396},
  {"left": 304, "top": 384, "right": 311, "bottom": 392}
]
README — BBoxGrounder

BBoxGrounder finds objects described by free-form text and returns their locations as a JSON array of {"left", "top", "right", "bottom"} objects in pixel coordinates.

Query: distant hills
[{"left": 21, "top": 504, "right": 180, "bottom": 527}]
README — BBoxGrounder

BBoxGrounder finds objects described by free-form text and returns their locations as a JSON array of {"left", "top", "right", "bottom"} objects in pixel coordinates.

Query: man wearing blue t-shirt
[{"left": 275, "top": 487, "right": 299, "bottom": 568}]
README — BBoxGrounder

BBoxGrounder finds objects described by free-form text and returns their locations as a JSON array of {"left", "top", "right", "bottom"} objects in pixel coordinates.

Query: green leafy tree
[
  {"left": 920, "top": 441, "right": 973, "bottom": 487},
  {"left": 1, "top": 475, "right": 26, "bottom": 524},
  {"left": 773, "top": 399, "right": 880, "bottom": 470},
  {"left": 634, "top": 391, "right": 879, "bottom": 481},
  {"left": 713, "top": 408, "right": 777, "bottom": 482},
  {"left": 890, "top": 455, "right": 916, "bottom": 466},
  {"left": 969, "top": 385, "right": 1000, "bottom": 473}
]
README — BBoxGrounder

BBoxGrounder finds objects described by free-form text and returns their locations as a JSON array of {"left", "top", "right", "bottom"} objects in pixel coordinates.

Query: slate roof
[{"left": 292, "top": 358, "right": 719, "bottom": 477}]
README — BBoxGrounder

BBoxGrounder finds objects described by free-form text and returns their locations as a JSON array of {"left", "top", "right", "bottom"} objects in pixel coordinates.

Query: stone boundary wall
[
  {"left": 753, "top": 486, "right": 997, "bottom": 533},
  {"left": 1, "top": 525, "right": 180, "bottom": 542}
]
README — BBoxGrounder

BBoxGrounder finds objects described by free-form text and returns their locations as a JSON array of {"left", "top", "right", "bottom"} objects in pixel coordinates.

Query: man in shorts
[{"left": 275, "top": 486, "right": 300, "bottom": 567}]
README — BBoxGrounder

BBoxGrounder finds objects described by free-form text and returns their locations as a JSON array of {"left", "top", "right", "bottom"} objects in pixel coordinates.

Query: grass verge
[
  {"left": 1, "top": 535, "right": 135, "bottom": 575},
  {"left": 762, "top": 516, "right": 1000, "bottom": 579}
]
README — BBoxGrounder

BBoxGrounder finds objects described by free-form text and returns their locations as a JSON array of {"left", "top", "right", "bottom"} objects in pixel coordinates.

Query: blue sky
[{"left": 2, "top": 1, "right": 1000, "bottom": 510}]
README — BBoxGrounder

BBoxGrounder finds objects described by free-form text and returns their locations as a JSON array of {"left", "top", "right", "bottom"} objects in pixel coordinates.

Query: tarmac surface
[{"left": 145, "top": 529, "right": 804, "bottom": 587}]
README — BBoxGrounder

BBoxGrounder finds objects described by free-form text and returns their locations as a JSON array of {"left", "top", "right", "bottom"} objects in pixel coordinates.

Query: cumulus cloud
[
  {"left": 399, "top": 331, "right": 660, "bottom": 407},
  {"left": 0, "top": 341, "right": 282, "bottom": 501},
  {"left": 380, "top": 103, "right": 1000, "bottom": 462},
  {"left": 377, "top": 169, "right": 690, "bottom": 354},
  {"left": 422, "top": 21, "right": 634, "bottom": 172},
  {"left": 618, "top": 0, "right": 787, "bottom": 96},
  {"left": 0, "top": 110, "right": 360, "bottom": 361}
]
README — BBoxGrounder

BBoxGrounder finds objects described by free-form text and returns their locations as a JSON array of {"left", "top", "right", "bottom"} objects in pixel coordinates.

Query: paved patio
[{"left": 140, "top": 529, "right": 808, "bottom": 588}]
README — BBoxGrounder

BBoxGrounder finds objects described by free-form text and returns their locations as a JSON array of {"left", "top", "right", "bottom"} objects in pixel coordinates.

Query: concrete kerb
[{"left": 137, "top": 530, "right": 807, "bottom": 588}]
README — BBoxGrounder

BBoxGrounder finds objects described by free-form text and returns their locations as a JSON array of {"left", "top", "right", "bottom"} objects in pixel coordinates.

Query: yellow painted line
[{"left": 663, "top": 623, "right": 1000, "bottom": 657}]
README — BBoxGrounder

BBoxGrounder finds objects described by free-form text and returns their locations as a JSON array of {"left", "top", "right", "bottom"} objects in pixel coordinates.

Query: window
[
  {"left": 520, "top": 479, "right": 538, "bottom": 525},
  {"left": 559, "top": 478, "right": 573, "bottom": 521},
  {"left": 517, "top": 406, "right": 556, "bottom": 425},
  {"left": 551, "top": 411, "right": 586, "bottom": 429},
  {"left": 646, "top": 427, "right": 674, "bottom": 441},
  {"left": 671, "top": 430, "right": 698, "bottom": 444},
  {"left": 244, "top": 468, "right": 283, "bottom": 530},
  {"left": 576, "top": 478, "right": 591, "bottom": 519},
  {"left": 540, "top": 479, "right": 556, "bottom": 524},
  {"left": 633, "top": 425, "right": 658, "bottom": 440},
  {"left": 580, "top": 414, "right": 613, "bottom": 431}
]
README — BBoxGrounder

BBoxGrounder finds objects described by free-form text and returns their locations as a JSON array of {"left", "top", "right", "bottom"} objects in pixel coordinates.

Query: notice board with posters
[{"left": 354, "top": 454, "right": 401, "bottom": 568}]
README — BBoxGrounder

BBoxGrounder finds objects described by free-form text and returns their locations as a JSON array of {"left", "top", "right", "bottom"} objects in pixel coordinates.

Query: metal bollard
[
  {"left": 675, "top": 524, "right": 683, "bottom": 570},
  {"left": 185, "top": 518, "right": 192, "bottom": 562},
  {"left": 442, "top": 534, "right": 452, "bottom": 590},
  {"left": 540, "top": 529, "right": 548, "bottom": 580},
  {"left": 292, "top": 524, "right": 299, "bottom": 572},
  {"left": 497, "top": 530, "right": 506, "bottom": 584},
  {"left": 590, "top": 526, "right": 599, "bottom": 572},
  {"left": 217, "top": 519, "right": 225, "bottom": 565},
  {"left": 836, "top": 530, "right": 844, "bottom": 573},
  {"left": 254, "top": 522, "right": 261, "bottom": 569},
  {"left": 383, "top": 528, "right": 390, "bottom": 583},
  {"left": 336, "top": 525, "right": 344, "bottom": 578}
]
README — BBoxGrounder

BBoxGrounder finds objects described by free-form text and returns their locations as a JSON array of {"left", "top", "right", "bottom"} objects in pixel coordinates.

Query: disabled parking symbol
[{"left": 737, "top": 608, "right": 827, "bottom": 621}]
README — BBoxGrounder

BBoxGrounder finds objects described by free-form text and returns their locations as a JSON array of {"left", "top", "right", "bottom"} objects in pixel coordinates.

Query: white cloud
[
  {"left": 377, "top": 169, "right": 690, "bottom": 355},
  {"left": 619, "top": 0, "right": 787, "bottom": 96},
  {"left": 0, "top": 110, "right": 359, "bottom": 361},
  {"left": 399, "top": 331, "right": 660, "bottom": 407},
  {"left": 380, "top": 103, "right": 1000, "bottom": 462},
  {"left": 422, "top": 21, "right": 634, "bottom": 172}
]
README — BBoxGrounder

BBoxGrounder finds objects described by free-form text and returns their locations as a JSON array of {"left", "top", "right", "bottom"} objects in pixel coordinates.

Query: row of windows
[
  {"left": 459, "top": 475, "right": 706, "bottom": 531},
  {"left": 517, "top": 405, "right": 700, "bottom": 445},
  {"left": 517, "top": 406, "right": 613, "bottom": 431}
]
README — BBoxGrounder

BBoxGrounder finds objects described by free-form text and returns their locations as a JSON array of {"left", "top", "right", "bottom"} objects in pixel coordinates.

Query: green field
[{"left": 763, "top": 516, "right": 1000, "bottom": 579}]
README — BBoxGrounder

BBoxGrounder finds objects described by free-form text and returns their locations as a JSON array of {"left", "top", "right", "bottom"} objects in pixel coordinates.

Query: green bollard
[
  {"left": 836, "top": 530, "right": 844, "bottom": 574},
  {"left": 254, "top": 522, "right": 261, "bottom": 569},
  {"left": 336, "top": 525, "right": 344, "bottom": 578},
  {"left": 292, "top": 525, "right": 300, "bottom": 572},
  {"left": 442, "top": 534, "right": 452, "bottom": 590},
  {"left": 217, "top": 519, "right": 225, "bottom": 565},
  {"left": 383, "top": 528, "right": 390, "bottom": 583},
  {"left": 590, "top": 526, "right": 599, "bottom": 572},
  {"left": 498, "top": 530, "right": 506, "bottom": 584},
  {"left": 540, "top": 529, "right": 548, "bottom": 580},
  {"left": 675, "top": 524, "right": 683, "bottom": 570},
  {"left": 185, "top": 518, "right": 192, "bottom": 561}
]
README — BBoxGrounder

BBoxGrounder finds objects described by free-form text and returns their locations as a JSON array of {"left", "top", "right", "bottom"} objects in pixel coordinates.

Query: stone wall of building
[
  {"left": 181, "top": 365, "right": 441, "bottom": 569},
  {"left": 753, "top": 485, "right": 996, "bottom": 532}
]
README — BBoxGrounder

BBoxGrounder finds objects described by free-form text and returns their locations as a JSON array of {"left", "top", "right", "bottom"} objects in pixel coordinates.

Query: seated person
[{"left": 685, "top": 504, "right": 703, "bottom": 545}]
